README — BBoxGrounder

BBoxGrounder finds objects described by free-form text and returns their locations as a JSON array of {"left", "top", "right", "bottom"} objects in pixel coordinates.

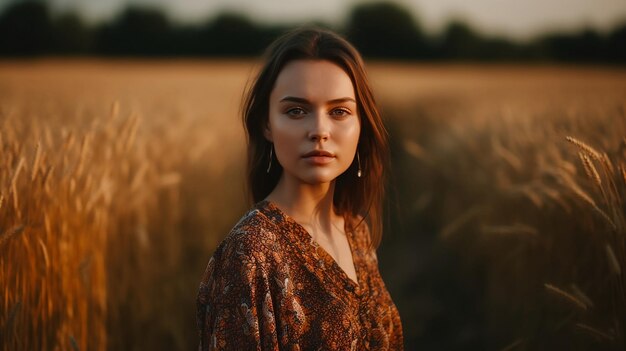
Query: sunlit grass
[{"left": 1, "top": 60, "right": 624, "bottom": 350}]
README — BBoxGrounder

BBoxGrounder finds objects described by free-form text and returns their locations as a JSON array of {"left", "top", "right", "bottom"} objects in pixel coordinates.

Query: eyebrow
[{"left": 279, "top": 96, "right": 356, "bottom": 105}]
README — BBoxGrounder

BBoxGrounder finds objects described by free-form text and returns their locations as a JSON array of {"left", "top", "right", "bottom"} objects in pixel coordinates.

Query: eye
[
  {"left": 286, "top": 107, "right": 306, "bottom": 117},
  {"left": 331, "top": 108, "right": 351, "bottom": 118}
]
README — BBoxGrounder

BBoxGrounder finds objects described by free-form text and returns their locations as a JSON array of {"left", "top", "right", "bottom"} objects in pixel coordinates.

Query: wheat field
[{"left": 0, "top": 60, "right": 624, "bottom": 350}]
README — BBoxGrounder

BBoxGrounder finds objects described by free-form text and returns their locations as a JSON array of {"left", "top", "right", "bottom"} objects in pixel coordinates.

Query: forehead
[{"left": 270, "top": 59, "right": 356, "bottom": 101}]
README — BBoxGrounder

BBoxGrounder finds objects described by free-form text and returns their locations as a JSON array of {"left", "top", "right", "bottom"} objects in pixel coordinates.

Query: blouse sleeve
[{"left": 196, "top": 239, "right": 279, "bottom": 351}]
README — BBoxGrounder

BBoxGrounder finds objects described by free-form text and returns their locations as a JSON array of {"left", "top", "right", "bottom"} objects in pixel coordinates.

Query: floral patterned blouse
[{"left": 196, "top": 200, "right": 404, "bottom": 350}]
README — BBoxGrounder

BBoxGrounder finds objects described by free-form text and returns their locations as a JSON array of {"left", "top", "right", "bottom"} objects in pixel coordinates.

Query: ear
[{"left": 263, "top": 121, "right": 273, "bottom": 142}]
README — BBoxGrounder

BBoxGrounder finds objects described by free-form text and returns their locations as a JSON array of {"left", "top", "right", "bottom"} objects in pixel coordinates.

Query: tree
[
  {"left": 0, "top": 0, "right": 54, "bottom": 55},
  {"left": 537, "top": 28, "right": 606, "bottom": 63},
  {"left": 607, "top": 23, "right": 626, "bottom": 63},
  {"left": 96, "top": 7, "right": 173, "bottom": 56},
  {"left": 52, "top": 12, "right": 92, "bottom": 54},
  {"left": 344, "top": 2, "right": 427, "bottom": 59},
  {"left": 439, "top": 20, "right": 482, "bottom": 59},
  {"left": 196, "top": 13, "right": 267, "bottom": 56}
]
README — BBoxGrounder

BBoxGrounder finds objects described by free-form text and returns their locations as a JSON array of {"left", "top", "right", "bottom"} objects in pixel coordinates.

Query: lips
[{"left": 302, "top": 150, "right": 335, "bottom": 158}]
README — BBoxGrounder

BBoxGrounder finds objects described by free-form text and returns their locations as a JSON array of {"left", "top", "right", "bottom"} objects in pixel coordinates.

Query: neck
[{"left": 265, "top": 174, "right": 339, "bottom": 232}]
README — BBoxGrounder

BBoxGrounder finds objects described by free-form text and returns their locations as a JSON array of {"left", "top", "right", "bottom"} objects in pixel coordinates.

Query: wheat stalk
[
  {"left": 62, "top": 130, "right": 75, "bottom": 151},
  {"left": 110, "top": 100, "right": 120, "bottom": 121},
  {"left": 570, "top": 284, "right": 594, "bottom": 308},
  {"left": 544, "top": 283, "right": 588, "bottom": 311},
  {"left": 602, "top": 152, "right": 615, "bottom": 174},
  {"left": 565, "top": 177, "right": 617, "bottom": 230},
  {"left": 37, "top": 237, "right": 50, "bottom": 270},
  {"left": 0, "top": 224, "right": 25, "bottom": 246},
  {"left": 74, "top": 132, "right": 91, "bottom": 177},
  {"left": 124, "top": 115, "right": 140, "bottom": 152},
  {"left": 566, "top": 136, "right": 602, "bottom": 161},
  {"left": 42, "top": 165, "right": 54, "bottom": 194},
  {"left": 10, "top": 156, "right": 25, "bottom": 190},
  {"left": 579, "top": 152, "right": 601, "bottom": 187},
  {"left": 130, "top": 163, "right": 149, "bottom": 192},
  {"left": 30, "top": 141, "right": 41, "bottom": 182},
  {"left": 605, "top": 244, "right": 622, "bottom": 275},
  {"left": 575, "top": 323, "right": 614, "bottom": 341},
  {"left": 403, "top": 139, "right": 430, "bottom": 163},
  {"left": 440, "top": 205, "right": 484, "bottom": 238},
  {"left": 10, "top": 156, "right": 25, "bottom": 213}
]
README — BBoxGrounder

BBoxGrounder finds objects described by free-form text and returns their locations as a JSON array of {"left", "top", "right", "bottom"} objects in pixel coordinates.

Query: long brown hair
[{"left": 241, "top": 26, "right": 389, "bottom": 248}]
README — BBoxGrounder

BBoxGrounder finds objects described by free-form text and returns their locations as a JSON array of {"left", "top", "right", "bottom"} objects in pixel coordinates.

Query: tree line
[{"left": 0, "top": 0, "right": 624, "bottom": 63}]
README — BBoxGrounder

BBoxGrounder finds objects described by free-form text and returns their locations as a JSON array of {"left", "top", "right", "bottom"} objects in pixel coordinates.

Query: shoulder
[
  {"left": 198, "top": 207, "right": 281, "bottom": 302},
  {"left": 213, "top": 206, "right": 281, "bottom": 266}
]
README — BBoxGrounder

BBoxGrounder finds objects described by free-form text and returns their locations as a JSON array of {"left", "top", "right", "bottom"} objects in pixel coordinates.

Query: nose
[{"left": 307, "top": 112, "right": 330, "bottom": 142}]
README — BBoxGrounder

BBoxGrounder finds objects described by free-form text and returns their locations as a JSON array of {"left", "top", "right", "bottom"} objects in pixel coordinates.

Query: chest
[
  {"left": 273, "top": 275, "right": 396, "bottom": 350},
  {"left": 310, "top": 230, "right": 358, "bottom": 284}
]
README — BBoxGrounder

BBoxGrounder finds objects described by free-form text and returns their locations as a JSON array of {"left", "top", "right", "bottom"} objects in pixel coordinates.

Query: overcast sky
[{"left": 2, "top": 0, "right": 626, "bottom": 40}]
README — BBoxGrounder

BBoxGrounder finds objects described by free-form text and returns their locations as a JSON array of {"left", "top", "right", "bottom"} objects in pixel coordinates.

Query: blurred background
[{"left": 1, "top": 0, "right": 625, "bottom": 350}]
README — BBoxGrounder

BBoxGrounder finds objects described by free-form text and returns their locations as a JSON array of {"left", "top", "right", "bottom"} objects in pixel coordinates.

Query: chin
[{"left": 301, "top": 172, "right": 339, "bottom": 185}]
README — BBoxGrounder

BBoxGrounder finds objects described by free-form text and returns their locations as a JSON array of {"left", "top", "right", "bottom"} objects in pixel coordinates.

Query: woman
[{"left": 197, "top": 27, "right": 403, "bottom": 350}]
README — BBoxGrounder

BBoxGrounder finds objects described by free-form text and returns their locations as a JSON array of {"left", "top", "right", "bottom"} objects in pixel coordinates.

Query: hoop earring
[
  {"left": 266, "top": 145, "right": 273, "bottom": 173},
  {"left": 357, "top": 150, "right": 362, "bottom": 178}
]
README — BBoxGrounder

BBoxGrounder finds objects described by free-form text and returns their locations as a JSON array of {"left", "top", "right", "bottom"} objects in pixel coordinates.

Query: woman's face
[{"left": 265, "top": 59, "right": 360, "bottom": 185}]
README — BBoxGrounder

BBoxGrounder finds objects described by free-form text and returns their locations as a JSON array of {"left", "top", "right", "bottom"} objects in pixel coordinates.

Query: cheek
[
  {"left": 269, "top": 119, "right": 300, "bottom": 160},
  {"left": 339, "top": 121, "right": 361, "bottom": 147}
]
